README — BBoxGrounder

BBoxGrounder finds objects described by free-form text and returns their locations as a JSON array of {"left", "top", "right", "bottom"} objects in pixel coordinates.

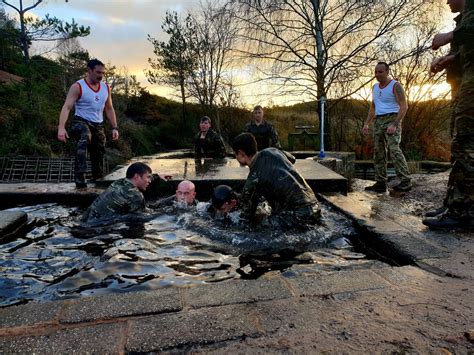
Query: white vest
[
  {"left": 372, "top": 80, "right": 400, "bottom": 116},
  {"left": 74, "top": 78, "right": 109, "bottom": 123}
]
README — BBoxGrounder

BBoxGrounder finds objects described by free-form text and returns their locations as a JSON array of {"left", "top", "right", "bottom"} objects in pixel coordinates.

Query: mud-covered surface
[
  {"left": 168, "top": 172, "right": 474, "bottom": 353},
  {"left": 351, "top": 171, "right": 450, "bottom": 217},
  {"left": 0, "top": 202, "right": 370, "bottom": 307}
]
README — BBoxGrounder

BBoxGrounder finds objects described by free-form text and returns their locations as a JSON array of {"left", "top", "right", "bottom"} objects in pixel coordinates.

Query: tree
[
  {"left": 186, "top": 1, "right": 237, "bottom": 119},
  {"left": 147, "top": 11, "right": 196, "bottom": 126},
  {"left": 56, "top": 38, "right": 89, "bottom": 95},
  {"left": 0, "top": 6, "right": 22, "bottom": 71},
  {"left": 229, "top": 0, "right": 442, "bottom": 149},
  {"left": 1, "top": 0, "right": 89, "bottom": 63}
]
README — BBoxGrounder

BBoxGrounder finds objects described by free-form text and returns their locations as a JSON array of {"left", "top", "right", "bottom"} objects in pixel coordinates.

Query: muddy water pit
[{"left": 0, "top": 202, "right": 385, "bottom": 307}]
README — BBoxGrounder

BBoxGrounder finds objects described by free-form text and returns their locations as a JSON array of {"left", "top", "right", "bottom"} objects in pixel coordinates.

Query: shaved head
[{"left": 176, "top": 180, "right": 196, "bottom": 205}]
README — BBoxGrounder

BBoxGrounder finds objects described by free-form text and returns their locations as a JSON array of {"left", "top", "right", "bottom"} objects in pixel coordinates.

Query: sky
[
  {"left": 3, "top": 0, "right": 455, "bottom": 106},
  {"left": 4, "top": 0, "right": 201, "bottom": 99}
]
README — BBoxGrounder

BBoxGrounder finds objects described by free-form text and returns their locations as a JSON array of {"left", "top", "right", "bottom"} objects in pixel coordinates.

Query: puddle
[{"left": 1, "top": 202, "right": 372, "bottom": 307}]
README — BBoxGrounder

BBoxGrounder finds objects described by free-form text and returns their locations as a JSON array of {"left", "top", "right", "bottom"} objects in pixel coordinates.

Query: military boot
[
  {"left": 392, "top": 180, "right": 412, "bottom": 192},
  {"left": 364, "top": 181, "right": 387, "bottom": 193},
  {"left": 75, "top": 172, "right": 87, "bottom": 189},
  {"left": 424, "top": 206, "right": 447, "bottom": 218},
  {"left": 422, "top": 213, "right": 474, "bottom": 230}
]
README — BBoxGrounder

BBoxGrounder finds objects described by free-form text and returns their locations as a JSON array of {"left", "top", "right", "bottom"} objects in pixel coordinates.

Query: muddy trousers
[
  {"left": 373, "top": 115, "right": 411, "bottom": 184},
  {"left": 264, "top": 203, "right": 321, "bottom": 231},
  {"left": 445, "top": 72, "right": 474, "bottom": 219},
  {"left": 69, "top": 117, "right": 106, "bottom": 185}
]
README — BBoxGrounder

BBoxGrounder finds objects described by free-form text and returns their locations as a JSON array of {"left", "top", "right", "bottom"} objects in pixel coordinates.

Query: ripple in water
[{"left": 0, "top": 202, "right": 364, "bottom": 307}]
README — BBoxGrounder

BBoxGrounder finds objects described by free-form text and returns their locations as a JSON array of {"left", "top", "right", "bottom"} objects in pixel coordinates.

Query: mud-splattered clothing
[
  {"left": 69, "top": 117, "right": 106, "bottom": 185},
  {"left": 244, "top": 121, "right": 281, "bottom": 151},
  {"left": 240, "top": 148, "right": 320, "bottom": 229},
  {"left": 194, "top": 129, "right": 227, "bottom": 159},
  {"left": 445, "top": 5, "right": 474, "bottom": 219},
  {"left": 447, "top": 14, "right": 463, "bottom": 137},
  {"left": 82, "top": 178, "right": 145, "bottom": 222},
  {"left": 373, "top": 114, "right": 411, "bottom": 184},
  {"left": 70, "top": 79, "right": 110, "bottom": 186}
]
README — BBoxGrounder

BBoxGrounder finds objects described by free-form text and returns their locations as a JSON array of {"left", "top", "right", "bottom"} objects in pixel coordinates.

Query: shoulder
[{"left": 393, "top": 81, "right": 405, "bottom": 92}]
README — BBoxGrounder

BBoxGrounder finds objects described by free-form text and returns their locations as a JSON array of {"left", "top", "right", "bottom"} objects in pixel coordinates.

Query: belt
[{"left": 376, "top": 112, "right": 398, "bottom": 117}]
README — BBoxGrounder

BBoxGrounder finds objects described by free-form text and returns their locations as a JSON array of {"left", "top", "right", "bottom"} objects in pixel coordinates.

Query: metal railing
[{"left": 0, "top": 156, "right": 109, "bottom": 183}]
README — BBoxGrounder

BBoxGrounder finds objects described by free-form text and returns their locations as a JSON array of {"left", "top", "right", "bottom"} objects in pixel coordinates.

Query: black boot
[
  {"left": 422, "top": 213, "right": 474, "bottom": 230},
  {"left": 392, "top": 181, "right": 412, "bottom": 192},
  {"left": 424, "top": 206, "right": 447, "bottom": 218},
  {"left": 364, "top": 181, "right": 387, "bottom": 193},
  {"left": 75, "top": 172, "right": 87, "bottom": 189}
]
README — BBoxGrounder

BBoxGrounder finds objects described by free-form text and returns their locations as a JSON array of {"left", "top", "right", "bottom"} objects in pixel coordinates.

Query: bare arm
[
  {"left": 387, "top": 82, "right": 408, "bottom": 134},
  {"left": 57, "top": 83, "right": 80, "bottom": 142},
  {"left": 104, "top": 90, "right": 119, "bottom": 140},
  {"left": 432, "top": 31, "right": 454, "bottom": 50},
  {"left": 394, "top": 82, "right": 408, "bottom": 121},
  {"left": 362, "top": 101, "right": 376, "bottom": 136},
  {"left": 430, "top": 55, "right": 456, "bottom": 73}
]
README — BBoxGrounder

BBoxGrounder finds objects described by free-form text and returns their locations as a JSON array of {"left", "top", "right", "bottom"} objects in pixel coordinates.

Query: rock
[{"left": 0, "top": 211, "right": 28, "bottom": 242}]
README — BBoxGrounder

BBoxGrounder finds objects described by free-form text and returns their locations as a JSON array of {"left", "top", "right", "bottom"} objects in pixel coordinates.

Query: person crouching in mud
[
  {"left": 82, "top": 162, "right": 152, "bottom": 222},
  {"left": 228, "top": 133, "right": 321, "bottom": 230}
]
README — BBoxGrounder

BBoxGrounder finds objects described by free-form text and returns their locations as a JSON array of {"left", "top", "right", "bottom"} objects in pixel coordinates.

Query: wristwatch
[{"left": 112, "top": 127, "right": 119, "bottom": 131}]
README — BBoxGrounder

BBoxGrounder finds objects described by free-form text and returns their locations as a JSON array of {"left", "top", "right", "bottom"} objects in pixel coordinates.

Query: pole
[{"left": 319, "top": 96, "right": 326, "bottom": 158}]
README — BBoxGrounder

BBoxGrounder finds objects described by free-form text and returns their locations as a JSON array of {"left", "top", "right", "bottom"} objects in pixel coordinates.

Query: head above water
[
  {"left": 374, "top": 62, "right": 390, "bottom": 84},
  {"left": 86, "top": 58, "right": 105, "bottom": 84},
  {"left": 212, "top": 185, "right": 237, "bottom": 213},
  {"left": 126, "top": 162, "right": 152, "bottom": 191},
  {"left": 176, "top": 180, "right": 196, "bottom": 205},
  {"left": 232, "top": 133, "right": 258, "bottom": 166},
  {"left": 199, "top": 116, "right": 211, "bottom": 134}
]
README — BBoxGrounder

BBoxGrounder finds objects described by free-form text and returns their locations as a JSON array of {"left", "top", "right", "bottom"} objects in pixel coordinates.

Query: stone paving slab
[
  {"left": 0, "top": 183, "right": 101, "bottom": 208},
  {"left": 372, "top": 265, "right": 434, "bottom": 286},
  {"left": 0, "top": 323, "right": 124, "bottom": 354},
  {"left": 290, "top": 269, "right": 389, "bottom": 297},
  {"left": 126, "top": 303, "right": 266, "bottom": 352},
  {"left": 59, "top": 288, "right": 182, "bottom": 324},
  {"left": 0, "top": 301, "right": 63, "bottom": 328},
  {"left": 184, "top": 278, "right": 293, "bottom": 309},
  {"left": 105, "top": 157, "right": 348, "bottom": 196},
  {"left": 321, "top": 192, "right": 449, "bottom": 262}
]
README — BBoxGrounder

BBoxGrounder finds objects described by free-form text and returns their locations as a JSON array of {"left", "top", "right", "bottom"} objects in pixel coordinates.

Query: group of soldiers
[
  {"left": 193, "top": 105, "right": 280, "bottom": 160},
  {"left": 58, "top": 0, "right": 473, "bottom": 232}
]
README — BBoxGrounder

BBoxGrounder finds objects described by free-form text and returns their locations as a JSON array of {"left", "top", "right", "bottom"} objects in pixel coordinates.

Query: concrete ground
[{"left": 0, "top": 172, "right": 472, "bottom": 353}]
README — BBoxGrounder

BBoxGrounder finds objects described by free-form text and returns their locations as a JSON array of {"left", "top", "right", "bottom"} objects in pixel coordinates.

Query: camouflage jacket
[
  {"left": 82, "top": 178, "right": 145, "bottom": 222},
  {"left": 194, "top": 129, "right": 227, "bottom": 159},
  {"left": 447, "top": 14, "right": 463, "bottom": 91},
  {"left": 244, "top": 120, "right": 281, "bottom": 151},
  {"left": 239, "top": 148, "right": 317, "bottom": 219},
  {"left": 454, "top": 3, "right": 474, "bottom": 71}
]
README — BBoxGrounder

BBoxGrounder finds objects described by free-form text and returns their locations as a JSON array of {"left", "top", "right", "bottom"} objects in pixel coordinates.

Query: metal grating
[{"left": 0, "top": 156, "right": 109, "bottom": 183}]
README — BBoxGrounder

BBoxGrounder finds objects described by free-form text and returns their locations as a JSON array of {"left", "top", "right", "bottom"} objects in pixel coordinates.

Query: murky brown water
[{"left": 0, "top": 202, "right": 365, "bottom": 307}]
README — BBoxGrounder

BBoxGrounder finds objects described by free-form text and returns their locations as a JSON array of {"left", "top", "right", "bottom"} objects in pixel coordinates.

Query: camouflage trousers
[
  {"left": 373, "top": 115, "right": 411, "bottom": 184},
  {"left": 69, "top": 117, "right": 106, "bottom": 185},
  {"left": 445, "top": 71, "right": 474, "bottom": 219}
]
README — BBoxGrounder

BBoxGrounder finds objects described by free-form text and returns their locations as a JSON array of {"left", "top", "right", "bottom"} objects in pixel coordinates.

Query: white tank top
[
  {"left": 74, "top": 78, "right": 110, "bottom": 123},
  {"left": 372, "top": 80, "right": 400, "bottom": 116}
]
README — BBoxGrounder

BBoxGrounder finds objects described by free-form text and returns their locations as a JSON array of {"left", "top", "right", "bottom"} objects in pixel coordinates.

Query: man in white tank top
[
  {"left": 57, "top": 59, "right": 119, "bottom": 188},
  {"left": 362, "top": 62, "right": 412, "bottom": 193}
]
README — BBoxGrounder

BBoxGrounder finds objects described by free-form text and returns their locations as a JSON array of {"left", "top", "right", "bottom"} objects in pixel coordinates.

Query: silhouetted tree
[{"left": 1, "top": 0, "right": 89, "bottom": 63}]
